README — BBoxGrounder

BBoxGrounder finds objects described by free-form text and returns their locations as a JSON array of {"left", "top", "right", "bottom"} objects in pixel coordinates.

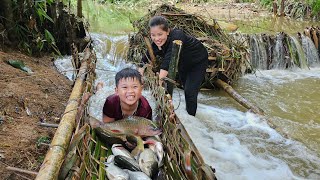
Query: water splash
[
  {"left": 271, "top": 33, "right": 286, "bottom": 69},
  {"left": 301, "top": 35, "right": 320, "bottom": 67}
]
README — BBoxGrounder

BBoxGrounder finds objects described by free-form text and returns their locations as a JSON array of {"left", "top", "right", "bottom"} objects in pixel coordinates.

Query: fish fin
[
  {"left": 143, "top": 139, "right": 156, "bottom": 145},
  {"left": 89, "top": 116, "right": 102, "bottom": 128},
  {"left": 110, "top": 129, "right": 121, "bottom": 133}
]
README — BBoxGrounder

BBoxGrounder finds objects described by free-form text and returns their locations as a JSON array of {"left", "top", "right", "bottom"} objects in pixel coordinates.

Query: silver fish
[
  {"left": 124, "top": 170, "right": 151, "bottom": 180},
  {"left": 112, "top": 144, "right": 134, "bottom": 159},
  {"left": 144, "top": 137, "right": 164, "bottom": 167},
  {"left": 138, "top": 149, "right": 158, "bottom": 177},
  {"left": 105, "top": 163, "right": 129, "bottom": 180},
  {"left": 105, "top": 155, "right": 115, "bottom": 166}
]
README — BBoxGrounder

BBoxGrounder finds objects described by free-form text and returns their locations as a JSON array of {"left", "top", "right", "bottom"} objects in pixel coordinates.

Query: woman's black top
[{"left": 141, "top": 28, "right": 208, "bottom": 71}]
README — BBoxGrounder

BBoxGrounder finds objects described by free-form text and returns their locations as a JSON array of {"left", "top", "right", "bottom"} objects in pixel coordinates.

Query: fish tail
[{"left": 130, "top": 136, "right": 144, "bottom": 157}]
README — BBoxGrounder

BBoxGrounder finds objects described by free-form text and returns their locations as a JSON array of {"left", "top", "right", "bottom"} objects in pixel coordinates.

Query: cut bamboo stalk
[
  {"left": 144, "top": 36, "right": 156, "bottom": 66},
  {"left": 6, "top": 166, "right": 38, "bottom": 176},
  {"left": 35, "top": 53, "right": 89, "bottom": 180},
  {"left": 214, "top": 79, "right": 289, "bottom": 135},
  {"left": 167, "top": 40, "right": 182, "bottom": 96},
  {"left": 311, "top": 28, "right": 318, "bottom": 49},
  {"left": 214, "top": 79, "right": 264, "bottom": 115}
]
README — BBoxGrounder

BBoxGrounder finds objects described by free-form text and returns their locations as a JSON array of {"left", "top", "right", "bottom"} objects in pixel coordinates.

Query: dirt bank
[{"left": 0, "top": 51, "right": 72, "bottom": 179}]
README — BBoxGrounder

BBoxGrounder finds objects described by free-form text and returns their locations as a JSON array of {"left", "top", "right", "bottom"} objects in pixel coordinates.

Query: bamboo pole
[
  {"left": 214, "top": 79, "right": 264, "bottom": 115},
  {"left": 280, "top": 0, "right": 285, "bottom": 17},
  {"left": 144, "top": 36, "right": 156, "bottom": 66},
  {"left": 35, "top": 53, "right": 89, "bottom": 180},
  {"left": 311, "top": 27, "right": 318, "bottom": 49},
  {"left": 77, "top": 0, "right": 82, "bottom": 18},
  {"left": 213, "top": 79, "right": 290, "bottom": 135},
  {"left": 273, "top": 1, "right": 278, "bottom": 17},
  {"left": 167, "top": 40, "right": 182, "bottom": 96}
]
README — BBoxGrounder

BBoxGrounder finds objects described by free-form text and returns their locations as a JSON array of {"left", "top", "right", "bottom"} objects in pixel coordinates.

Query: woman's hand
[{"left": 159, "top": 69, "right": 168, "bottom": 86}]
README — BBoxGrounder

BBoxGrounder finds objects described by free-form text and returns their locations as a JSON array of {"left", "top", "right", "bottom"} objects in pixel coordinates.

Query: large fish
[
  {"left": 90, "top": 117, "right": 150, "bottom": 156},
  {"left": 89, "top": 116, "right": 162, "bottom": 137},
  {"left": 138, "top": 149, "right": 158, "bottom": 178}
]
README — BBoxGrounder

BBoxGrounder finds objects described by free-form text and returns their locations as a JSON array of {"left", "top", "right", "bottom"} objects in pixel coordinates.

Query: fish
[
  {"left": 112, "top": 144, "right": 134, "bottom": 160},
  {"left": 138, "top": 149, "right": 159, "bottom": 178},
  {"left": 144, "top": 137, "right": 164, "bottom": 167},
  {"left": 105, "top": 163, "right": 129, "bottom": 180},
  {"left": 114, "top": 155, "right": 141, "bottom": 171},
  {"left": 89, "top": 116, "right": 162, "bottom": 137},
  {"left": 124, "top": 170, "right": 151, "bottom": 180},
  {"left": 105, "top": 155, "right": 115, "bottom": 166}
]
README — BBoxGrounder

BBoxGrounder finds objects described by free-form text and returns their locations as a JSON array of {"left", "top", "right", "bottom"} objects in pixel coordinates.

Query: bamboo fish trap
[{"left": 35, "top": 48, "right": 216, "bottom": 179}]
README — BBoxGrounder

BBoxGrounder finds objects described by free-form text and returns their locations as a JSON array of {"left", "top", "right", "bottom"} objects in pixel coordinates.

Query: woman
[{"left": 139, "top": 15, "right": 208, "bottom": 116}]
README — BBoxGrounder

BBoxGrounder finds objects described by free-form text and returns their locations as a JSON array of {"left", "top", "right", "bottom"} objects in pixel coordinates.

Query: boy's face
[{"left": 116, "top": 77, "right": 143, "bottom": 106}]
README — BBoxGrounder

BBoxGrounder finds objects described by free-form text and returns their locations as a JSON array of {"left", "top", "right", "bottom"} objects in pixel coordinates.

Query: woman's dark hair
[
  {"left": 149, "top": 16, "right": 169, "bottom": 32},
  {"left": 115, "top": 67, "right": 143, "bottom": 86}
]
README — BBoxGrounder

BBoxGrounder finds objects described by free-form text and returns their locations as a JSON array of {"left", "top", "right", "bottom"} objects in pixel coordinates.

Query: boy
[{"left": 102, "top": 67, "right": 152, "bottom": 123}]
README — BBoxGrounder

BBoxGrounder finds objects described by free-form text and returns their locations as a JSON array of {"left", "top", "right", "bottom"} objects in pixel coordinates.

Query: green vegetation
[
  {"left": 307, "top": 0, "right": 320, "bottom": 14},
  {"left": 259, "top": 0, "right": 273, "bottom": 7},
  {"left": 36, "top": 136, "right": 51, "bottom": 147},
  {"left": 68, "top": 0, "right": 149, "bottom": 34},
  {"left": 17, "top": 0, "right": 59, "bottom": 55}
]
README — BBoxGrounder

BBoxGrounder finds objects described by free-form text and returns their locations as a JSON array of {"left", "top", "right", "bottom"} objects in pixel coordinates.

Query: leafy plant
[{"left": 36, "top": 136, "right": 51, "bottom": 147}]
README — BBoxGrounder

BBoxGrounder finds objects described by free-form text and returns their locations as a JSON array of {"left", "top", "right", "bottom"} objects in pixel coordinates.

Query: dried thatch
[{"left": 128, "top": 4, "right": 248, "bottom": 87}]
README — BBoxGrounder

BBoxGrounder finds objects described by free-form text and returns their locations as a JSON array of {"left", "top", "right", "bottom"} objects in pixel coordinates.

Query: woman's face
[{"left": 150, "top": 25, "right": 169, "bottom": 48}]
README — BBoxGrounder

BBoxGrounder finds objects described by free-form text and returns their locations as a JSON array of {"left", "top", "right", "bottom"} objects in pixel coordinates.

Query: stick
[
  {"left": 143, "top": 36, "right": 156, "bottom": 66},
  {"left": 39, "top": 122, "right": 59, "bottom": 128},
  {"left": 6, "top": 166, "right": 38, "bottom": 176}
]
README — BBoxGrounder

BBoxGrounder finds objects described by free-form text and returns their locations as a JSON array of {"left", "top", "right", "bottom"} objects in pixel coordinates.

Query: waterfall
[
  {"left": 249, "top": 34, "right": 268, "bottom": 70},
  {"left": 234, "top": 31, "right": 320, "bottom": 71},
  {"left": 288, "top": 36, "right": 308, "bottom": 69},
  {"left": 301, "top": 34, "right": 320, "bottom": 67},
  {"left": 271, "top": 33, "right": 286, "bottom": 69}
]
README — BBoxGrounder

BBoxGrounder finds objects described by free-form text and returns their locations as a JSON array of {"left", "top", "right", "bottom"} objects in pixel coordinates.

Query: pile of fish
[{"left": 90, "top": 116, "right": 164, "bottom": 179}]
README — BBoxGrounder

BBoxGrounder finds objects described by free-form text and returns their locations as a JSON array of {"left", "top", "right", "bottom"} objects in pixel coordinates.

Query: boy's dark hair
[
  {"left": 115, "top": 68, "right": 143, "bottom": 86},
  {"left": 149, "top": 16, "right": 169, "bottom": 32}
]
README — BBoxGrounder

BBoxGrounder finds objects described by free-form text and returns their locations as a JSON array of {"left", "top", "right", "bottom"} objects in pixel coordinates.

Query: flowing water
[{"left": 54, "top": 17, "right": 320, "bottom": 180}]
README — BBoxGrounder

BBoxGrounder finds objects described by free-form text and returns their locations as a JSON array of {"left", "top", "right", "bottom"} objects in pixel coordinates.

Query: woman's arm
[{"left": 103, "top": 114, "right": 115, "bottom": 123}]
